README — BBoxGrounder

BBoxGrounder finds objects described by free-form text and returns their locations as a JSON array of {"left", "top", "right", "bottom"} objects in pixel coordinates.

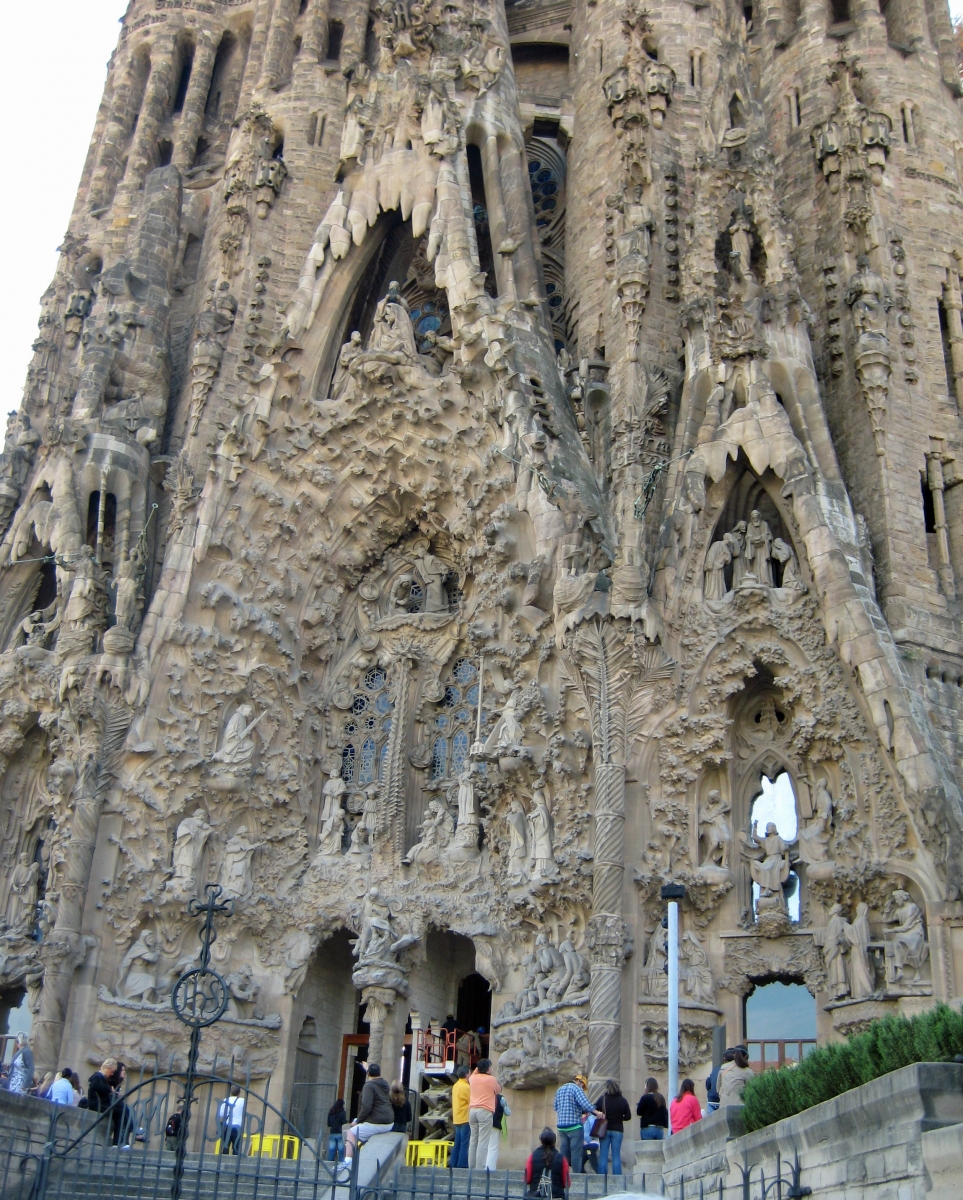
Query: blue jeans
[
  {"left": 559, "top": 1125, "right": 584, "bottom": 1173},
  {"left": 598, "top": 1130, "right": 623, "bottom": 1175},
  {"left": 640, "top": 1126, "right": 664, "bottom": 1140},
  {"left": 223, "top": 1127, "right": 241, "bottom": 1155},
  {"left": 327, "top": 1133, "right": 344, "bottom": 1161},
  {"left": 452, "top": 1122, "right": 470, "bottom": 1169}
]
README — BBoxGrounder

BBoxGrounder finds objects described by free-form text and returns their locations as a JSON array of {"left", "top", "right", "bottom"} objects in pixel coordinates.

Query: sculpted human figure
[
  {"left": 743, "top": 821, "right": 793, "bottom": 897},
  {"left": 331, "top": 331, "right": 363, "bottom": 401},
  {"left": 404, "top": 799, "right": 453, "bottom": 865},
  {"left": 217, "top": 825, "right": 264, "bottom": 900},
  {"left": 60, "top": 544, "right": 108, "bottom": 633},
  {"left": 479, "top": 690, "right": 524, "bottom": 757},
  {"left": 703, "top": 539, "right": 731, "bottom": 601},
  {"left": 885, "top": 889, "right": 929, "bottom": 984},
  {"left": 798, "top": 779, "right": 833, "bottom": 864},
  {"left": 212, "top": 704, "right": 263, "bottom": 772},
  {"left": 822, "top": 903, "right": 850, "bottom": 998},
  {"left": 8, "top": 852, "right": 40, "bottom": 935},
  {"left": 844, "top": 902, "right": 875, "bottom": 999},
  {"left": 681, "top": 930, "right": 715, "bottom": 1006},
  {"left": 844, "top": 254, "right": 889, "bottom": 336},
  {"left": 111, "top": 543, "right": 144, "bottom": 631},
  {"left": 415, "top": 549, "right": 448, "bottom": 612},
  {"left": 728, "top": 521, "right": 748, "bottom": 588},
  {"left": 772, "top": 538, "right": 804, "bottom": 590},
  {"left": 167, "top": 808, "right": 212, "bottom": 897},
  {"left": 316, "top": 775, "right": 348, "bottom": 856},
  {"left": 118, "top": 930, "right": 159, "bottom": 1002},
  {"left": 528, "top": 783, "right": 556, "bottom": 880},
  {"left": 225, "top": 964, "right": 260, "bottom": 1018},
  {"left": 506, "top": 798, "right": 529, "bottom": 881},
  {"left": 698, "top": 789, "right": 731, "bottom": 868},
  {"left": 745, "top": 510, "right": 773, "bottom": 585},
  {"left": 532, "top": 932, "right": 566, "bottom": 1004}
]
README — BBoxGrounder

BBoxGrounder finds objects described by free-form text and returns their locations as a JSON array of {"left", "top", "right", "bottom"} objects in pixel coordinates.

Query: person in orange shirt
[
  {"left": 467, "top": 1058, "right": 501, "bottom": 1169},
  {"left": 669, "top": 1078, "right": 703, "bottom": 1134},
  {"left": 450, "top": 1067, "right": 471, "bottom": 1169}
]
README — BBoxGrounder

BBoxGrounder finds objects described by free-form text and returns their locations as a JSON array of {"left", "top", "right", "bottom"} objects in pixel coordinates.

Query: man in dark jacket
[
  {"left": 336, "top": 1063, "right": 395, "bottom": 1180},
  {"left": 88, "top": 1058, "right": 121, "bottom": 1143}
]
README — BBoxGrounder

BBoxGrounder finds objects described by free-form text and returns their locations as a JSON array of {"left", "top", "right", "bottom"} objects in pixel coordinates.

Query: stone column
[
  {"left": 498, "top": 140, "right": 541, "bottom": 303},
  {"left": 33, "top": 728, "right": 121, "bottom": 1071},
  {"left": 361, "top": 985, "right": 396, "bottom": 1066},
  {"left": 261, "top": 0, "right": 300, "bottom": 90},
  {"left": 125, "top": 37, "right": 177, "bottom": 191},
  {"left": 339, "top": 1, "right": 369, "bottom": 76},
  {"left": 943, "top": 269, "right": 963, "bottom": 410},
  {"left": 481, "top": 135, "right": 516, "bottom": 302},
  {"left": 587, "top": 760, "right": 627, "bottom": 1093},
  {"left": 239, "top": 0, "right": 275, "bottom": 109},
  {"left": 173, "top": 33, "right": 218, "bottom": 172},
  {"left": 88, "top": 53, "right": 147, "bottom": 211},
  {"left": 302, "top": 0, "right": 331, "bottom": 61},
  {"left": 927, "top": 452, "right": 956, "bottom": 600},
  {"left": 382, "top": 655, "right": 412, "bottom": 860}
]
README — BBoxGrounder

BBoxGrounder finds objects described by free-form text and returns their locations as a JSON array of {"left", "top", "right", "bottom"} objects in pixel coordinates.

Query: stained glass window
[{"left": 341, "top": 671, "right": 392, "bottom": 786}]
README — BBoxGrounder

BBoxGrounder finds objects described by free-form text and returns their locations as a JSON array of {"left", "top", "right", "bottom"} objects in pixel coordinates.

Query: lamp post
[
  {"left": 170, "top": 884, "right": 234, "bottom": 1200},
  {"left": 660, "top": 883, "right": 686, "bottom": 1120}
]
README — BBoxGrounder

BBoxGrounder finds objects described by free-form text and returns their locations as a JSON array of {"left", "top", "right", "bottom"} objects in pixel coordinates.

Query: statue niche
[{"left": 703, "top": 469, "right": 805, "bottom": 607}]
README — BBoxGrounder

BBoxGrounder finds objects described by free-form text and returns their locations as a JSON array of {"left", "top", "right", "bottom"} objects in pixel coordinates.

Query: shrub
[{"left": 740, "top": 1003, "right": 963, "bottom": 1132}]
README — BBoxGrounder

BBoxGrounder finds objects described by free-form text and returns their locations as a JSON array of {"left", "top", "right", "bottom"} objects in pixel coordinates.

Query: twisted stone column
[{"left": 587, "top": 761, "right": 627, "bottom": 1093}]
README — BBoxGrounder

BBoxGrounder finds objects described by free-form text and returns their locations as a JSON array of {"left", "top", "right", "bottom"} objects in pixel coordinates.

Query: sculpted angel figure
[
  {"left": 212, "top": 703, "right": 264, "bottom": 772},
  {"left": 478, "top": 690, "right": 524, "bottom": 758},
  {"left": 316, "top": 774, "right": 348, "bottom": 856}
]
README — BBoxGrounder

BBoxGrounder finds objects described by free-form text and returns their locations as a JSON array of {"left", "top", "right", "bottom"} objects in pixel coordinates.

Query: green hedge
[{"left": 740, "top": 1003, "right": 963, "bottom": 1132}]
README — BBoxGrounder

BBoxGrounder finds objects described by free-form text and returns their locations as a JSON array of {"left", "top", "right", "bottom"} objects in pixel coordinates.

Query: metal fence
[{"left": 0, "top": 1069, "right": 362, "bottom": 1200}]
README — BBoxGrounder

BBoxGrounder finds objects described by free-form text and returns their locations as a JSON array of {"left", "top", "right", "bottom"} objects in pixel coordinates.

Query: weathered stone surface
[{"left": 2, "top": 0, "right": 963, "bottom": 1170}]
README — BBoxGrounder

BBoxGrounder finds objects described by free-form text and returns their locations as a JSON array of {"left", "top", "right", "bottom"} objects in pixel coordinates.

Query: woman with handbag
[
  {"left": 637, "top": 1077, "right": 669, "bottom": 1140},
  {"left": 595, "top": 1080, "right": 631, "bottom": 1175}
]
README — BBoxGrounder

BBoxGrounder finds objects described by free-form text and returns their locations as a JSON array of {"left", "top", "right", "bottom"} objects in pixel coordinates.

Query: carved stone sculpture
[
  {"left": 885, "top": 890, "right": 930, "bottom": 987},
  {"left": 8, "top": 853, "right": 40, "bottom": 937},
  {"left": 698, "top": 790, "right": 731, "bottom": 869},
  {"left": 117, "top": 930, "right": 159, "bottom": 1003},
  {"left": 844, "top": 902, "right": 876, "bottom": 999},
  {"left": 217, "top": 826, "right": 263, "bottom": 900},
  {"left": 798, "top": 779, "right": 833, "bottom": 865},
  {"left": 166, "top": 809, "right": 211, "bottom": 899}
]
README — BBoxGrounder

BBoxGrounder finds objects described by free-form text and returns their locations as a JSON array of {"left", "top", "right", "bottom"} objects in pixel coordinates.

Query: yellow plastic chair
[
  {"left": 247, "top": 1133, "right": 300, "bottom": 1160},
  {"left": 405, "top": 1141, "right": 451, "bottom": 1168}
]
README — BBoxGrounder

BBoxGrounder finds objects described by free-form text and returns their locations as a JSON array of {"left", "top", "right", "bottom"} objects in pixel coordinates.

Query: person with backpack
[
  {"left": 636, "top": 1077, "right": 669, "bottom": 1140},
  {"left": 326, "top": 1097, "right": 347, "bottom": 1161},
  {"left": 165, "top": 1100, "right": 185, "bottom": 1151},
  {"left": 524, "top": 1128, "right": 571, "bottom": 1199},
  {"left": 595, "top": 1079, "right": 631, "bottom": 1175},
  {"left": 487, "top": 1092, "right": 509, "bottom": 1170},
  {"left": 218, "top": 1085, "right": 245, "bottom": 1154}
]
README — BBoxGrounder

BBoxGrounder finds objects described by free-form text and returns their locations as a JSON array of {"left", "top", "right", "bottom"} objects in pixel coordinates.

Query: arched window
[
  {"left": 341, "top": 668, "right": 392, "bottom": 787},
  {"left": 429, "top": 658, "right": 479, "bottom": 781},
  {"left": 745, "top": 979, "right": 816, "bottom": 1068},
  {"left": 749, "top": 771, "right": 800, "bottom": 922}
]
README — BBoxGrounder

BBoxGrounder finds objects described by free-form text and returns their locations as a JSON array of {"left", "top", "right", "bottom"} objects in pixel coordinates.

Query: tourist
[
  {"left": 718, "top": 1048, "right": 755, "bottom": 1107},
  {"left": 487, "top": 1092, "right": 506, "bottom": 1170},
  {"left": 581, "top": 1110, "right": 600, "bottom": 1173},
  {"left": 336, "top": 1062, "right": 395, "bottom": 1180},
  {"left": 595, "top": 1079, "right": 631, "bottom": 1175},
  {"left": 442, "top": 1014, "right": 459, "bottom": 1035},
  {"left": 87, "top": 1058, "right": 119, "bottom": 1127},
  {"left": 165, "top": 1100, "right": 184, "bottom": 1150},
  {"left": 48, "top": 1068, "right": 75, "bottom": 1106},
  {"left": 218, "top": 1084, "right": 245, "bottom": 1154},
  {"left": 35, "top": 1071, "right": 56, "bottom": 1099},
  {"left": 113, "top": 1062, "right": 133, "bottom": 1147},
  {"left": 389, "top": 1081, "right": 411, "bottom": 1133},
  {"left": 669, "top": 1079, "right": 702, "bottom": 1134},
  {"left": 8, "top": 1033, "right": 34, "bottom": 1096},
  {"left": 637, "top": 1077, "right": 668, "bottom": 1141},
  {"left": 524, "top": 1128, "right": 571, "bottom": 1199},
  {"left": 553, "top": 1073, "right": 603, "bottom": 1173},
  {"left": 467, "top": 1057, "right": 501, "bottom": 1169},
  {"left": 706, "top": 1048, "right": 735, "bottom": 1113},
  {"left": 450, "top": 1065, "right": 470, "bottom": 1169},
  {"left": 70, "top": 1073, "right": 85, "bottom": 1106},
  {"left": 327, "top": 1097, "right": 347, "bottom": 1161}
]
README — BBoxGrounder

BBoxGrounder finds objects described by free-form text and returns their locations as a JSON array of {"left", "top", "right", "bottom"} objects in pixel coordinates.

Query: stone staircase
[{"left": 389, "top": 1164, "right": 637, "bottom": 1200}]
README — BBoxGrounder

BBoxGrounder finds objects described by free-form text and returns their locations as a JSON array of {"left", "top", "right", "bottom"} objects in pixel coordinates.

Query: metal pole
[{"left": 668, "top": 899, "right": 680, "bottom": 1113}]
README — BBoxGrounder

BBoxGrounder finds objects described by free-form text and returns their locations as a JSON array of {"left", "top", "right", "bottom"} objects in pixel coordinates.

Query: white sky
[
  {"left": 1, "top": 2, "right": 126, "bottom": 418},
  {"left": 2, "top": 1, "right": 963, "bottom": 419}
]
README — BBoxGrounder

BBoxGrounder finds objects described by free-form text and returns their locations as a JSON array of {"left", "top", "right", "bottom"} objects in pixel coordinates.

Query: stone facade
[{"left": 2, "top": 0, "right": 963, "bottom": 1167}]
